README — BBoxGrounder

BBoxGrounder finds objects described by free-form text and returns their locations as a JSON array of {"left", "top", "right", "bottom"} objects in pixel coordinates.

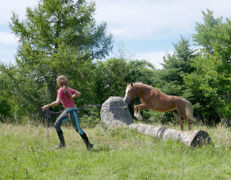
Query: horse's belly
[
  {"left": 146, "top": 94, "right": 177, "bottom": 112},
  {"left": 153, "top": 108, "right": 174, "bottom": 112},
  {"left": 151, "top": 104, "right": 176, "bottom": 112}
]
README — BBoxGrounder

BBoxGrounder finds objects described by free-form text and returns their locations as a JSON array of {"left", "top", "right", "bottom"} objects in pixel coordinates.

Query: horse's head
[{"left": 123, "top": 83, "right": 136, "bottom": 104}]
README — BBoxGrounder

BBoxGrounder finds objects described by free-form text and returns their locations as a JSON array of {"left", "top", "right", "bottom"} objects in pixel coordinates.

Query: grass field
[{"left": 1, "top": 122, "right": 231, "bottom": 180}]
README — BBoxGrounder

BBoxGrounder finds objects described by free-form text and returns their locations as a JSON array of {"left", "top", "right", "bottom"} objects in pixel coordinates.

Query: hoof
[{"left": 134, "top": 113, "right": 143, "bottom": 120}]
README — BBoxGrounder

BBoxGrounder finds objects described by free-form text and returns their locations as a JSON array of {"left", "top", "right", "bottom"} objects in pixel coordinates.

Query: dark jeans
[
  {"left": 54, "top": 107, "right": 84, "bottom": 135},
  {"left": 53, "top": 107, "right": 92, "bottom": 149}
]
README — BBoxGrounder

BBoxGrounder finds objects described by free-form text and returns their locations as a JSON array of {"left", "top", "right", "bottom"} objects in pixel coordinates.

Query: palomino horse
[{"left": 123, "top": 82, "right": 197, "bottom": 130}]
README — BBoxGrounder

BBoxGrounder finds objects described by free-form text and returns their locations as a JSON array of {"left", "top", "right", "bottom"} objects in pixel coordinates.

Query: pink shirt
[{"left": 57, "top": 87, "right": 77, "bottom": 108}]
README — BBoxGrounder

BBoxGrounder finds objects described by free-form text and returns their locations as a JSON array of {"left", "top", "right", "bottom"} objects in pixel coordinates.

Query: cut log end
[{"left": 190, "top": 130, "right": 212, "bottom": 148}]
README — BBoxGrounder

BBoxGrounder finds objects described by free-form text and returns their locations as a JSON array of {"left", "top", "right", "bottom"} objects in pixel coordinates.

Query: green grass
[{"left": 1, "top": 122, "right": 231, "bottom": 180}]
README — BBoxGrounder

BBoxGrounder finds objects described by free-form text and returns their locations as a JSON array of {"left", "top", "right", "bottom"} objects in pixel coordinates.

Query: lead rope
[{"left": 45, "top": 110, "right": 50, "bottom": 142}]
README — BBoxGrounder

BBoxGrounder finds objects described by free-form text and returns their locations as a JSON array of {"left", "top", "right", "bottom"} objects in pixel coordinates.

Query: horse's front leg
[
  {"left": 134, "top": 105, "right": 139, "bottom": 119},
  {"left": 134, "top": 104, "right": 150, "bottom": 120},
  {"left": 134, "top": 105, "right": 143, "bottom": 120}
]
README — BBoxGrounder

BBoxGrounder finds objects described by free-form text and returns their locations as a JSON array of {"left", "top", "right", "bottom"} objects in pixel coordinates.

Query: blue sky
[{"left": 1, "top": 0, "right": 231, "bottom": 69}]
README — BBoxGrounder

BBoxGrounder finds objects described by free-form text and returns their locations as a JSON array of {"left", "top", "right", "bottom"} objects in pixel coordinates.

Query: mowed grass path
[{"left": 1, "top": 122, "right": 231, "bottom": 180}]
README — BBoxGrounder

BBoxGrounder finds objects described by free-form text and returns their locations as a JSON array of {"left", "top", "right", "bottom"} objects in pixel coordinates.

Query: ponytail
[{"left": 63, "top": 85, "right": 72, "bottom": 98}]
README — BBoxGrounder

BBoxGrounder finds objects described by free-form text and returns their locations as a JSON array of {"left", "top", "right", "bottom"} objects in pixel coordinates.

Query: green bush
[{"left": 0, "top": 97, "right": 12, "bottom": 121}]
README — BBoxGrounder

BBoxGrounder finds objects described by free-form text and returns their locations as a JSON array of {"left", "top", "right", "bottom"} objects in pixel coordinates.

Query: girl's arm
[
  {"left": 72, "top": 91, "right": 81, "bottom": 99},
  {"left": 42, "top": 98, "right": 61, "bottom": 110}
]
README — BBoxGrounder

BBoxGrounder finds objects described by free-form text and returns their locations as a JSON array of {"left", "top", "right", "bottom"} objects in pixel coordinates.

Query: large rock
[{"left": 100, "top": 96, "right": 133, "bottom": 126}]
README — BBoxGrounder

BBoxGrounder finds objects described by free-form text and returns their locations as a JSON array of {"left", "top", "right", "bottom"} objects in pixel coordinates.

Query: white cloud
[
  {"left": 1, "top": 0, "right": 231, "bottom": 66},
  {"left": 0, "top": 32, "right": 18, "bottom": 45},
  {"left": 0, "top": 0, "right": 38, "bottom": 24},
  {"left": 134, "top": 51, "right": 172, "bottom": 69},
  {"left": 0, "top": 47, "right": 16, "bottom": 64},
  {"left": 94, "top": 0, "right": 231, "bottom": 40},
  {"left": 93, "top": 0, "right": 231, "bottom": 67},
  {"left": 0, "top": 0, "right": 38, "bottom": 64},
  {"left": 0, "top": 32, "right": 18, "bottom": 64}
]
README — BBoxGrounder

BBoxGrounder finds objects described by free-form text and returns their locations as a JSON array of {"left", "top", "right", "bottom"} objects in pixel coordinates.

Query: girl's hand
[
  {"left": 72, "top": 91, "right": 81, "bottom": 98},
  {"left": 42, "top": 105, "right": 49, "bottom": 111},
  {"left": 42, "top": 99, "right": 60, "bottom": 110}
]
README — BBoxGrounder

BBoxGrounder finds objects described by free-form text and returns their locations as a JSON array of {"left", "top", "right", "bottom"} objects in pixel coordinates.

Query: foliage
[
  {"left": 0, "top": 64, "right": 29, "bottom": 118},
  {"left": 0, "top": 66, "right": 13, "bottom": 120},
  {"left": 78, "top": 107, "right": 101, "bottom": 128},
  {"left": 184, "top": 10, "right": 231, "bottom": 124},
  {"left": 0, "top": 97, "right": 11, "bottom": 121},
  {"left": 126, "top": 59, "right": 155, "bottom": 85},
  {"left": 94, "top": 58, "right": 129, "bottom": 104},
  {"left": 154, "top": 36, "right": 195, "bottom": 96},
  {"left": 4, "top": 0, "right": 112, "bottom": 120},
  {"left": 151, "top": 37, "right": 197, "bottom": 123},
  {"left": 2, "top": 8, "right": 231, "bottom": 125}
]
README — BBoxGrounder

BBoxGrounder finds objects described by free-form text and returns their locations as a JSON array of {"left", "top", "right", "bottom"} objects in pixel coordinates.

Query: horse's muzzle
[{"left": 123, "top": 96, "right": 130, "bottom": 105}]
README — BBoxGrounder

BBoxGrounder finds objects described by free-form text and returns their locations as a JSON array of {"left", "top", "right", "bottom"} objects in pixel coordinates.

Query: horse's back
[
  {"left": 138, "top": 84, "right": 190, "bottom": 112},
  {"left": 172, "top": 96, "right": 188, "bottom": 107},
  {"left": 147, "top": 90, "right": 177, "bottom": 112}
]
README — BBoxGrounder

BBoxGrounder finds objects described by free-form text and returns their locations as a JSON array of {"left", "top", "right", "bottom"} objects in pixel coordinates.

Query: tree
[
  {"left": 0, "top": 65, "right": 13, "bottom": 120},
  {"left": 155, "top": 37, "right": 195, "bottom": 96},
  {"left": 126, "top": 60, "right": 155, "bottom": 85},
  {"left": 184, "top": 10, "right": 231, "bottom": 124},
  {"left": 94, "top": 58, "right": 129, "bottom": 104},
  {"left": 8, "top": 0, "right": 112, "bottom": 118},
  {"left": 151, "top": 37, "right": 196, "bottom": 124}
]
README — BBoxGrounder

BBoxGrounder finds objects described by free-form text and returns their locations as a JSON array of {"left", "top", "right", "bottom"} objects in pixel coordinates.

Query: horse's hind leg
[
  {"left": 185, "top": 100, "right": 197, "bottom": 130},
  {"left": 173, "top": 112, "right": 184, "bottom": 130},
  {"left": 186, "top": 115, "right": 197, "bottom": 130},
  {"left": 186, "top": 118, "right": 192, "bottom": 130}
]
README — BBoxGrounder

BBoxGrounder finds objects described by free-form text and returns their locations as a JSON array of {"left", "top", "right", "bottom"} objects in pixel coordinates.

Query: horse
[{"left": 123, "top": 82, "right": 197, "bottom": 130}]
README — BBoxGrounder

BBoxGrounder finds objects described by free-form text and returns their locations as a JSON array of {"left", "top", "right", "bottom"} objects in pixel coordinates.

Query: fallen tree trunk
[{"left": 129, "top": 123, "right": 211, "bottom": 147}]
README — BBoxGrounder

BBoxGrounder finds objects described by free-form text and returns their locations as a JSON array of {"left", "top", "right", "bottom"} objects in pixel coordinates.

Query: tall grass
[{"left": 1, "top": 122, "right": 231, "bottom": 179}]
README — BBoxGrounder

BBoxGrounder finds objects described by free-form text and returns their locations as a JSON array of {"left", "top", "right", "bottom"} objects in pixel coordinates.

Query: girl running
[{"left": 42, "top": 75, "right": 93, "bottom": 150}]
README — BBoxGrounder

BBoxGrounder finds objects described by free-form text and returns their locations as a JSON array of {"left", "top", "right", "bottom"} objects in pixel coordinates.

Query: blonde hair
[{"left": 56, "top": 75, "right": 71, "bottom": 98}]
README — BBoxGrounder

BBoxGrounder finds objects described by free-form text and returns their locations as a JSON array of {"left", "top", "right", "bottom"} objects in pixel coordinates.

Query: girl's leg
[
  {"left": 68, "top": 110, "right": 93, "bottom": 150},
  {"left": 54, "top": 110, "right": 68, "bottom": 148}
]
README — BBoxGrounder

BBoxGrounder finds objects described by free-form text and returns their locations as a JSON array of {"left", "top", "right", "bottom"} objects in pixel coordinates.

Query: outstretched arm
[{"left": 42, "top": 98, "right": 61, "bottom": 110}]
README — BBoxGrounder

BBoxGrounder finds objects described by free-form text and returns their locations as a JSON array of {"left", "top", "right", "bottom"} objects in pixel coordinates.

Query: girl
[{"left": 42, "top": 75, "right": 93, "bottom": 150}]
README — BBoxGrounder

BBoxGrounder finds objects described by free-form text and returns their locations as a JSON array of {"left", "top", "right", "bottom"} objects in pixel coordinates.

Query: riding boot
[
  {"left": 80, "top": 132, "right": 93, "bottom": 150},
  {"left": 55, "top": 130, "right": 66, "bottom": 149}
]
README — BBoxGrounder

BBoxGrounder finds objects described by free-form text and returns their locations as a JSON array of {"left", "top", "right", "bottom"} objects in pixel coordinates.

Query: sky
[{"left": 0, "top": 0, "right": 231, "bottom": 69}]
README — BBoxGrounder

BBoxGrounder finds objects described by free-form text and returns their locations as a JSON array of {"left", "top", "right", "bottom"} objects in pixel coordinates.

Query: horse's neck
[
  {"left": 135, "top": 84, "right": 150, "bottom": 97},
  {"left": 135, "top": 84, "right": 160, "bottom": 99}
]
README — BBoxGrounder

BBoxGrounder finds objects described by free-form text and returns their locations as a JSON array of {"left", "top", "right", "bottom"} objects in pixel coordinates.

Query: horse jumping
[{"left": 123, "top": 82, "right": 197, "bottom": 130}]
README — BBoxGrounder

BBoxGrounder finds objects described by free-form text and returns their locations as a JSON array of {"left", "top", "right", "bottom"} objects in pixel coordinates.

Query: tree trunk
[{"left": 129, "top": 123, "right": 211, "bottom": 147}]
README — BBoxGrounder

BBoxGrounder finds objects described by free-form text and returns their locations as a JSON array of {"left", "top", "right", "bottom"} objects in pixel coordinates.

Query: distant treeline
[{"left": 1, "top": 0, "right": 231, "bottom": 126}]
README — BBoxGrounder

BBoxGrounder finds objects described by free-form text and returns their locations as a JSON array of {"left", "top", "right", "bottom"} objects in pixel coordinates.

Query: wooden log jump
[
  {"left": 129, "top": 123, "right": 211, "bottom": 147},
  {"left": 100, "top": 97, "right": 212, "bottom": 148}
]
